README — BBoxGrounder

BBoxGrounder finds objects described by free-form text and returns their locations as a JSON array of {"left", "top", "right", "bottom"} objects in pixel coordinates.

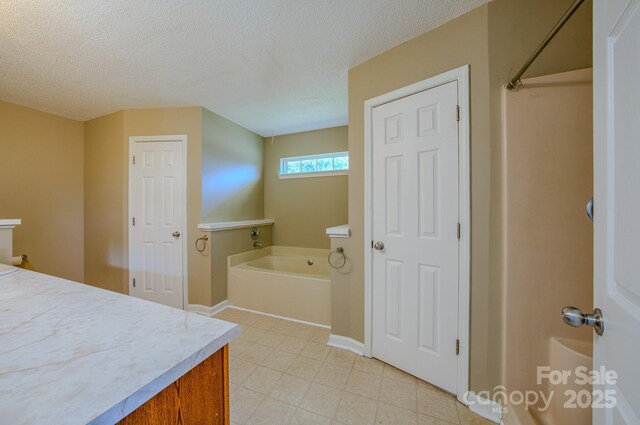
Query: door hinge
[
  {"left": 456, "top": 105, "right": 460, "bottom": 122},
  {"left": 133, "top": 278, "right": 136, "bottom": 288},
  {"left": 132, "top": 217, "right": 136, "bottom": 226},
  {"left": 132, "top": 155, "right": 136, "bottom": 165},
  {"left": 456, "top": 339, "right": 460, "bottom": 355},
  {"left": 457, "top": 223, "right": 461, "bottom": 240}
]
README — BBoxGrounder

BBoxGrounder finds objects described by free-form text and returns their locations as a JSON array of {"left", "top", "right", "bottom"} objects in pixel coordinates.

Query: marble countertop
[{"left": 0, "top": 269, "right": 241, "bottom": 425}]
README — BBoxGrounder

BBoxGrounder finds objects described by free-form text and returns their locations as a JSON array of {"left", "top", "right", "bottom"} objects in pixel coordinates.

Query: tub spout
[{"left": 253, "top": 241, "right": 263, "bottom": 248}]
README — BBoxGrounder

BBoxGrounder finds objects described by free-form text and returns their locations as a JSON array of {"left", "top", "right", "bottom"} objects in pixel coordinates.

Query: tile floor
[{"left": 215, "top": 308, "right": 493, "bottom": 425}]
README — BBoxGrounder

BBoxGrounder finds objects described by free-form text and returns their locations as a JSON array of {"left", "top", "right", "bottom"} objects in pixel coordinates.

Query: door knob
[
  {"left": 586, "top": 197, "right": 594, "bottom": 221},
  {"left": 373, "top": 241, "right": 385, "bottom": 250},
  {"left": 172, "top": 231, "right": 181, "bottom": 238},
  {"left": 562, "top": 306, "right": 604, "bottom": 336}
]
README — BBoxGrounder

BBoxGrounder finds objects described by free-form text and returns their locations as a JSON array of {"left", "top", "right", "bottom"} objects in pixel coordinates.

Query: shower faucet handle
[{"left": 562, "top": 306, "right": 604, "bottom": 336}]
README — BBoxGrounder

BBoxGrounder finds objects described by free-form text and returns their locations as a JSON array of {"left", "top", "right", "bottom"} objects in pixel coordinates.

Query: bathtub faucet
[{"left": 253, "top": 241, "right": 263, "bottom": 248}]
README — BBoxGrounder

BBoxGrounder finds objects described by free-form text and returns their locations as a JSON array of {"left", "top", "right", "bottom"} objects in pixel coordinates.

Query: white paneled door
[
  {"left": 372, "top": 81, "right": 459, "bottom": 393},
  {"left": 593, "top": 1, "right": 640, "bottom": 423},
  {"left": 130, "top": 138, "right": 185, "bottom": 310}
]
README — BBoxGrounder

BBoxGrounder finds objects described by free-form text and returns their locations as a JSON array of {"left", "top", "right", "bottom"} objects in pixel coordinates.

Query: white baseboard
[
  {"left": 327, "top": 334, "right": 364, "bottom": 356},
  {"left": 227, "top": 305, "right": 330, "bottom": 329},
  {"left": 188, "top": 300, "right": 228, "bottom": 317},
  {"left": 228, "top": 305, "right": 331, "bottom": 329},
  {"left": 461, "top": 391, "right": 503, "bottom": 424}
]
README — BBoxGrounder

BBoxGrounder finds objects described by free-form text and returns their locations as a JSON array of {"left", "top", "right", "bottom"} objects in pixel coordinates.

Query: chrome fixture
[
  {"left": 307, "top": 259, "right": 314, "bottom": 266},
  {"left": 195, "top": 234, "right": 209, "bottom": 253},
  {"left": 328, "top": 246, "right": 346, "bottom": 269},
  {"left": 373, "top": 241, "right": 385, "bottom": 251},
  {"left": 253, "top": 241, "right": 263, "bottom": 248},
  {"left": 586, "top": 197, "right": 594, "bottom": 222},
  {"left": 562, "top": 306, "right": 605, "bottom": 336},
  {"left": 172, "top": 231, "right": 181, "bottom": 238},
  {"left": 250, "top": 227, "right": 260, "bottom": 240}
]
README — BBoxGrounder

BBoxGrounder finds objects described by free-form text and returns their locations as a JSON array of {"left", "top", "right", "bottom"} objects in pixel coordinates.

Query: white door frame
[
  {"left": 363, "top": 65, "right": 470, "bottom": 399},
  {"left": 128, "top": 135, "right": 189, "bottom": 310}
]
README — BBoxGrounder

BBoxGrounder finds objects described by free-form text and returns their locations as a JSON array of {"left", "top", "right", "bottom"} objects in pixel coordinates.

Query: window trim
[
  {"left": 279, "top": 151, "right": 349, "bottom": 179},
  {"left": 278, "top": 170, "right": 348, "bottom": 179}
]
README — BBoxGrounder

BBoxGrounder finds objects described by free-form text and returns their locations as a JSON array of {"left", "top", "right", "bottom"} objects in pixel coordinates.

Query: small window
[{"left": 279, "top": 152, "right": 349, "bottom": 179}]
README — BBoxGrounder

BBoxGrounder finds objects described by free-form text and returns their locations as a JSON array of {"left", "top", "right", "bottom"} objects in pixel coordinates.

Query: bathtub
[
  {"left": 227, "top": 246, "right": 331, "bottom": 326},
  {"left": 504, "top": 337, "right": 592, "bottom": 425},
  {"left": 541, "top": 338, "right": 592, "bottom": 425}
]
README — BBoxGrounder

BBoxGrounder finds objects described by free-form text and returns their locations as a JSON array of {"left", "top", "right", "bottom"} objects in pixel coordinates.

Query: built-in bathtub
[
  {"left": 504, "top": 337, "right": 592, "bottom": 425},
  {"left": 227, "top": 246, "right": 331, "bottom": 326},
  {"left": 540, "top": 338, "right": 592, "bottom": 425}
]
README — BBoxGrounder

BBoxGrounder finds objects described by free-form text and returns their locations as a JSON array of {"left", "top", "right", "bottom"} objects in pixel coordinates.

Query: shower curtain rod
[{"left": 505, "top": 0, "right": 585, "bottom": 91}]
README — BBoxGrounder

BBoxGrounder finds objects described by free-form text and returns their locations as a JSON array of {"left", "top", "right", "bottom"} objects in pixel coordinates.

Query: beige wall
[
  {"left": 264, "top": 127, "right": 348, "bottom": 249},
  {"left": 503, "top": 69, "right": 593, "bottom": 394},
  {"left": 330, "top": 235, "right": 354, "bottom": 339},
  {"left": 84, "top": 111, "right": 126, "bottom": 293},
  {"left": 210, "top": 226, "right": 273, "bottom": 306},
  {"left": 346, "top": 5, "right": 493, "bottom": 391},
  {"left": 202, "top": 109, "right": 264, "bottom": 222},
  {"left": 83, "top": 108, "right": 207, "bottom": 304},
  {"left": 342, "top": 0, "right": 593, "bottom": 393},
  {"left": 201, "top": 108, "right": 265, "bottom": 306},
  {"left": 0, "top": 100, "right": 84, "bottom": 282}
]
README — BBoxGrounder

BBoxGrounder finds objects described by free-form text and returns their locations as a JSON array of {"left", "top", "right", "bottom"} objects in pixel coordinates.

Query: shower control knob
[
  {"left": 172, "top": 231, "right": 181, "bottom": 238},
  {"left": 562, "top": 306, "right": 604, "bottom": 336},
  {"left": 373, "top": 241, "right": 385, "bottom": 251}
]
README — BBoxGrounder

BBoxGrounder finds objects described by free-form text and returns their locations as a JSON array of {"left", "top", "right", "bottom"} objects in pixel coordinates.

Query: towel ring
[
  {"left": 195, "top": 235, "right": 209, "bottom": 253},
  {"left": 328, "top": 247, "right": 346, "bottom": 269}
]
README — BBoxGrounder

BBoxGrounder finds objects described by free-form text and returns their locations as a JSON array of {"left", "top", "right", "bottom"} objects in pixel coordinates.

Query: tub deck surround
[
  {"left": 0, "top": 219, "right": 21, "bottom": 228},
  {"left": 198, "top": 219, "right": 274, "bottom": 232},
  {"left": 325, "top": 224, "right": 350, "bottom": 238},
  {"left": 0, "top": 269, "right": 240, "bottom": 425}
]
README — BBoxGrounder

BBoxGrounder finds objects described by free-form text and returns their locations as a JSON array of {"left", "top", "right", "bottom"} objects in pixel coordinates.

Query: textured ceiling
[{"left": 0, "top": 0, "right": 488, "bottom": 136}]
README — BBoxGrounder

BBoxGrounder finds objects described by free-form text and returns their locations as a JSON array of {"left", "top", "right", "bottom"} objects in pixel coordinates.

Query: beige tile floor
[{"left": 215, "top": 308, "right": 493, "bottom": 425}]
